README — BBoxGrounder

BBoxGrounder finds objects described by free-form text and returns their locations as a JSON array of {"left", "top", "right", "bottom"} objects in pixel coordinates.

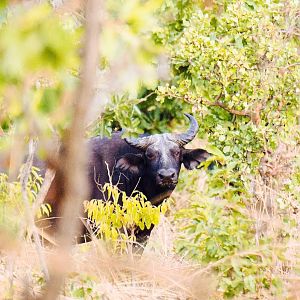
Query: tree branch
[
  {"left": 208, "top": 100, "right": 251, "bottom": 117},
  {"left": 33, "top": 168, "right": 56, "bottom": 213},
  {"left": 164, "top": 91, "right": 258, "bottom": 121},
  {"left": 41, "top": 0, "right": 102, "bottom": 298}
]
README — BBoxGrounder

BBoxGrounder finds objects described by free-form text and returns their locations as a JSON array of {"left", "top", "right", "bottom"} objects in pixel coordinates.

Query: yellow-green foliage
[
  {"left": 0, "top": 167, "right": 51, "bottom": 235},
  {"left": 84, "top": 183, "right": 169, "bottom": 249}
]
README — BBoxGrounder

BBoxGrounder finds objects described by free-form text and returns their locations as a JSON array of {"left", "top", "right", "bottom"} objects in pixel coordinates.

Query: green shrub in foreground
[
  {"left": 84, "top": 183, "right": 169, "bottom": 251},
  {"left": 175, "top": 197, "right": 274, "bottom": 298},
  {"left": 0, "top": 168, "right": 50, "bottom": 237}
]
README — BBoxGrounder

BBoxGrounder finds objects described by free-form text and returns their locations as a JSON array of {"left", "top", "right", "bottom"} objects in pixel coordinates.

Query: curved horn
[
  {"left": 125, "top": 135, "right": 152, "bottom": 150},
  {"left": 170, "top": 113, "right": 199, "bottom": 146}
]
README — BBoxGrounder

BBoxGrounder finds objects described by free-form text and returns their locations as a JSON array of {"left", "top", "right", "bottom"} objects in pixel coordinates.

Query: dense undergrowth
[{"left": 155, "top": 0, "right": 300, "bottom": 297}]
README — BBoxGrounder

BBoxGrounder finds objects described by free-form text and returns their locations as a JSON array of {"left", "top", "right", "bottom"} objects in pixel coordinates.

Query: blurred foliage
[
  {"left": 0, "top": 3, "right": 80, "bottom": 145},
  {"left": 0, "top": 0, "right": 166, "bottom": 142},
  {"left": 84, "top": 183, "right": 169, "bottom": 251},
  {"left": 0, "top": 167, "right": 50, "bottom": 237}
]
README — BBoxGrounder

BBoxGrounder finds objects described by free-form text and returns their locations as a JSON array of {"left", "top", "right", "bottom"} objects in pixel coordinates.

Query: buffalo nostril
[
  {"left": 158, "top": 173, "right": 164, "bottom": 180},
  {"left": 158, "top": 169, "right": 176, "bottom": 180}
]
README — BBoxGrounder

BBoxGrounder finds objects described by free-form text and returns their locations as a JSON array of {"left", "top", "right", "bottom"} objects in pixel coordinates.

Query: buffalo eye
[
  {"left": 146, "top": 148, "right": 157, "bottom": 160},
  {"left": 171, "top": 148, "right": 181, "bottom": 159}
]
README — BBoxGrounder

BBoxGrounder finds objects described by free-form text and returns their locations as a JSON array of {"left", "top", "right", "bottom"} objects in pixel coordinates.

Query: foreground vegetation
[{"left": 0, "top": 0, "right": 300, "bottom": 298}]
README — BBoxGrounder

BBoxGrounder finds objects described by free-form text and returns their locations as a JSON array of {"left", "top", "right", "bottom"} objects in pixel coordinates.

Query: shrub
[
  {"left": 0, "top": 167, "right": 50, "bottom": 236},
  {"left": 84, "top": 183, "right": 169, "bottom": 251},
  {"left": 155, "top": 0, "right": 300, "bottom": 297},
  {"left": 159, "top": 0, "right": 299, "bottom": 164}
]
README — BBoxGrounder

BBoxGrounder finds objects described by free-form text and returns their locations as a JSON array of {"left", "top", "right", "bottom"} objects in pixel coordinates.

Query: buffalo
[{"left": 38, "top": 114, "right": 211, "bottom": 243}]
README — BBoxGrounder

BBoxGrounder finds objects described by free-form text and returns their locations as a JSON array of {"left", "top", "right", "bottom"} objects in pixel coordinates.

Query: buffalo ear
[
  {"left": 182, "top": 149, "right": 210, "bottom": 170},
  {"left": 116, "top": 153, "right": 144, "bottom": 174}
]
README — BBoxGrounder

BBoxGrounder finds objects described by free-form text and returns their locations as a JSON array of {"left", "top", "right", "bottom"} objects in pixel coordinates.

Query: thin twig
[
  {"left": 20, "top": 139, "right": 49, "bottom": 281},
  {"left": 208, "top": 100, "right": 251, "bottom": 117},
  {"left": 282, "top": 62, "right": 300, "bottom": 69},
  {"left": 164, "top": 91, "right": 254, "bottom": 119},
  {"left": 34, "top": 168, "right": 56, "bottom": 212}
]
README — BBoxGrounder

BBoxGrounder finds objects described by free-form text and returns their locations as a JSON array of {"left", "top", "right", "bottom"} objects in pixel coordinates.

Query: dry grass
[
  {"left": 0, "top": 215, "right": 216, "bottom": 299},
  {"left": 253, "top": 143, "right": 300, "bottom": 299}
]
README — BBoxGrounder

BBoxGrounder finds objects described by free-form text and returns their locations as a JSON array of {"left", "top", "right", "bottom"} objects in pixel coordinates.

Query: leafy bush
[
  {"left": 154, "top": 0, "right": 300, "bottom": 298},
  {"left": 158, "top": 0, "right": 299, "bottom": 169},
  {"left": 84, "top": 183, "right": 169, "bottom": 251},
  {"left": 176, "top": 198, "right": 266, "bottom": 298},
  {"left": 174, "top": 159, "right": 297, "bottom": 298},
  {"left": 0, "top": 167, "right": 50, "bottom": 236}
]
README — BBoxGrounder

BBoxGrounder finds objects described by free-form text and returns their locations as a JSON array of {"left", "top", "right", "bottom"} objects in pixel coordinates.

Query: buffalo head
[{"left": 116, "top": 114, "right": 210, "bottom": 190}]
